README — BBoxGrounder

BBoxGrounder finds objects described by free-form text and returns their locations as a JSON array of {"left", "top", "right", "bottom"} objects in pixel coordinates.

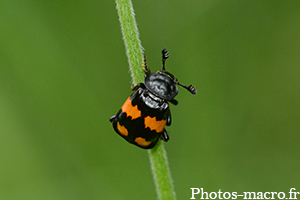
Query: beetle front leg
[
  {"left": 131, "top": 83, "right": 146, "bottom": 91},
  {"left": 169, "top": 99, "right": 178, "bottom": 106}
]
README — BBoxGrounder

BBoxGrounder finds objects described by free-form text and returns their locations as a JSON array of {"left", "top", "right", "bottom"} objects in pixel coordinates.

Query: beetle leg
[
  {"left": 109, "top": 114, "right": 116, "bottom": 122},
  {"left": 131, "top": 83, "right": 146, "bottom": 91},
  {"left": 166, "top": 109, "right": 171, "bottom": 126},
  {"left": 169, "top": 99, "right": 178, "bottom": 106},
  {"left": 131, "top": 84, "right": 139, "bottom": 91},
  {"left": 160, "top": 129, "right": 170, "bottom": 142}
]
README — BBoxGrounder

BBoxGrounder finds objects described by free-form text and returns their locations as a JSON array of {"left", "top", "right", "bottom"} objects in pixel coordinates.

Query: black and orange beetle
[{"left": 109, "top": 49, "right": 196, "bottom": 149}]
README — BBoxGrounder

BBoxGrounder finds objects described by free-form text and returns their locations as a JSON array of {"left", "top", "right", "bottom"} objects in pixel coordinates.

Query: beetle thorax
[{"left": 141, "top": 89, "right": 169, "bottom": 110}]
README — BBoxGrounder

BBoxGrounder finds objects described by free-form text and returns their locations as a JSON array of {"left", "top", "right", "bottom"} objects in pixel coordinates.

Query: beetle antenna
[
  {"left": 178, "top": 82, "right": 197, "bottom": 95},
  {"left": 162, "top": 49, "right": 169, "bottom": 71},
  {"left": 142, "top": 53, "right": 151, "bottom": 75}
]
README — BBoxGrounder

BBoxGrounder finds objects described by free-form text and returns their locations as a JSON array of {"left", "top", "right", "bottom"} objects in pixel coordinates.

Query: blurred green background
[{"left": 1, "top": 1, "right": 299, "bottom": 199}]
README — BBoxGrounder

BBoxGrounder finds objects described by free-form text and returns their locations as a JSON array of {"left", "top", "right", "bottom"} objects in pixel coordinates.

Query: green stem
[
  {"left": 115, "top": 0, "right": 144, "bottom": 84},
  {"left": 148, "top": 141, "right": 177, "bottom": 200},
  {"left": 115, "top": 0, "right": 176, "bottom": 199}
]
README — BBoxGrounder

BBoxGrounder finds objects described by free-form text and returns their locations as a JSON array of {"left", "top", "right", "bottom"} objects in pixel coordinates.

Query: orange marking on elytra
[
  {"left": 144, "top": 116, "right": 167, "bottom": 133},
  {"left": 135, "top": 137, "right": 151, "bottom": 147},
  {"left": 121, "top": 97, "right": 141, "bottom": 120},
  {"left": 117, "top": 122, "right": 128, "bottom": 136}
]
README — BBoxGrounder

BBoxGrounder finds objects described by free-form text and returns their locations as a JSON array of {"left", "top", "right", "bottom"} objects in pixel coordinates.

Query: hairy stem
[
  {"left": 148, "top": 141, "right": 177, "bottom": 200},
  {"left": 115, "top": 0, "right": 144, "bottom": 84},
  {"left": 115, "top": 0, "right": 176, "bottom": 199}
]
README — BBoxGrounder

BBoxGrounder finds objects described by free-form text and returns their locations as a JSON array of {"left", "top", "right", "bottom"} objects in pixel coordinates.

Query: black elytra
[{"left": 109, "top": 49, "right": 196, "bottom": 149}]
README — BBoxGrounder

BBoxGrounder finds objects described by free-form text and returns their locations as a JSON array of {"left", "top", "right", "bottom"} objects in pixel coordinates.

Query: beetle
[{"left": 109, "top": 49, "right": 196, "bottom": 149}]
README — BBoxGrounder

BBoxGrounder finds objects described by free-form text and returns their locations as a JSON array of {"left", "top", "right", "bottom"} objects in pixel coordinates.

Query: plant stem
[
  {"left": 115, "top": 0, "right": 144, "bottom": 84},
  {"left": 148, "top": 141, "right": 177, "bottom": 200},
  {"left": 115, "top": 0, "right": 176, "bottom": 199}
]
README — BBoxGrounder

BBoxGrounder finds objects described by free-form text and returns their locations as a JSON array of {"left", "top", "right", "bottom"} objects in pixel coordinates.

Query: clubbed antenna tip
[
  {"left": 178, "top": 83, "right": 197, "bottom": 95},
  {"left": 162, "top": 49, "right": 169, "bottom": 70}
]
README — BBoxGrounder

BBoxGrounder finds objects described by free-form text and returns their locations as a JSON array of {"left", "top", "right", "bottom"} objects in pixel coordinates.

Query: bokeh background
[{"left": 1, "top": 1, "right": 299, "bottom": 199}]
